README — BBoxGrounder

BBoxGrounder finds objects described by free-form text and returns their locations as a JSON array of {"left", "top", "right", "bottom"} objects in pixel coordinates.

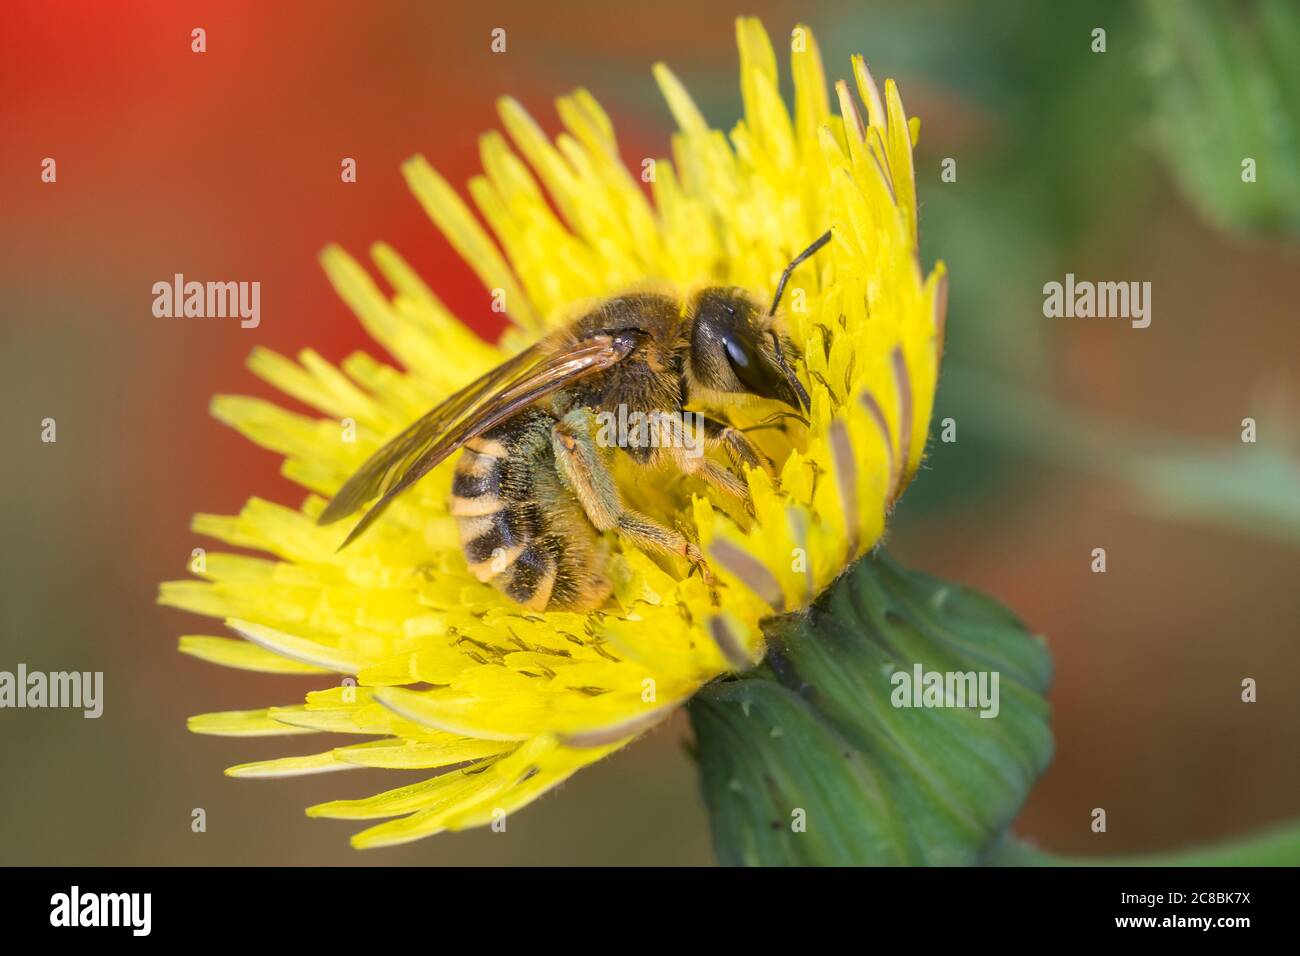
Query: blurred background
[{"left": 1, "top": 0, "right": 1297, "bottom": 865}]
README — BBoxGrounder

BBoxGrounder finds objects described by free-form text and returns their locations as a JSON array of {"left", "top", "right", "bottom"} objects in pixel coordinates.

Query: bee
[{"left": 318, "top": 231, "right": 832, "bottom": 611}]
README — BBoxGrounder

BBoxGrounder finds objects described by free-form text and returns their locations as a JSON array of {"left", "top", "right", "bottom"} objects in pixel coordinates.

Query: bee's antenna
[{"left": 768, "top": 230, "right": 833, "bottom": 316}]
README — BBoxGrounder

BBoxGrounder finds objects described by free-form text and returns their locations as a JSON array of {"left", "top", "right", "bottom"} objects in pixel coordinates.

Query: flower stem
[{"left": 986, "top": 822, "right": 1300, "bottom": 867}]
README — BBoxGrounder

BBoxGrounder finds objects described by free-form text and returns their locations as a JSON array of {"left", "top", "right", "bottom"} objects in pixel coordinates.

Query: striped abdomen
[{"left": 449, "top": 410, "right": 610, "bottom": 611}]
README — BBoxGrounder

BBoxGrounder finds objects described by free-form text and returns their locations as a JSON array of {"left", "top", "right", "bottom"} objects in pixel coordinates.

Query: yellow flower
[{"left": 160, "top": 17, "right": 947, "bottom": 849}]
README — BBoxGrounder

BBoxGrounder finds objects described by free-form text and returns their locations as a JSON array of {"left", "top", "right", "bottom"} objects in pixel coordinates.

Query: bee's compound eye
[
  {"left": 723, "top": 334, "right": 752, "bottom": 371},
  {"left": 723, "top": 333, "right": 773, "bottom": 396}
]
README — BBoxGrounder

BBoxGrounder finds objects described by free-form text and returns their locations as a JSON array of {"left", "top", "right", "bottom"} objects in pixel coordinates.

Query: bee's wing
[
  {"left": 322, "top": 331, "right": 640, "bottom": 548},
  {"left": 317, "top": 342, "right": 547, "bottom": 526}
]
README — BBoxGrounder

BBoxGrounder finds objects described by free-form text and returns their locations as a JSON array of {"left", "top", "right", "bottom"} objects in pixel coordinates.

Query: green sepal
[{"left": 689, "top": 550, "right": 1053, "bottom": 866}]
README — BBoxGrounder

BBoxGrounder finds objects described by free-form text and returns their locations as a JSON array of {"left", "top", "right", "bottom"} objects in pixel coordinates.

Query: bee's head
[{"left": 685, "top": 288, "right": 809, "bottom": 412}]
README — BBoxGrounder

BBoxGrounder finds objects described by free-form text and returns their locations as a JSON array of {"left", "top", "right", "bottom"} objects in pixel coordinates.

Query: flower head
[{"left": 161, "top": 17, "right": 947, "bottom": 848}]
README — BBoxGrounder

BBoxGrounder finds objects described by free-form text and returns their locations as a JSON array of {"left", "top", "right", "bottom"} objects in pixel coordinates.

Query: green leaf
[
  {"left": 689, "top": 679, "right": 902, "bottom": 865},
  {"left": 689, "top": 550, "right": 1053, "bottom": 865},
  {"left": 934, "top": 365, "right": 1300, "bottom": 550},
  {"left": 1144, "top": 0, "right": 1300, "bottom": 237},
  {"left": 987, "top": 821, "right": 1300, "bottom": 867}
]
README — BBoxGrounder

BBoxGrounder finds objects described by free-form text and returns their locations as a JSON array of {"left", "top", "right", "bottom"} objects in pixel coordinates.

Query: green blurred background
[{"left": 1, "top": 0, "right": 1297, "bottom": 865}]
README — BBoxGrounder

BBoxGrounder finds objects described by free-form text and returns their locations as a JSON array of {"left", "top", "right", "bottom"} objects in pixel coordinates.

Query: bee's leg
[
  {"left": 668, "top": 448, "right": 753, "bottom": 516},
  {"left": 615, "top": 513, "right": 713, "bottom": 585},
  {"left": 552, "top": 408, "right": 712, "bottom": 582},
  {"left": 699, "top": 416, "right": 771, "bottom": 473},
  {"left": 660, "top": 415, "right": 756, "bottom": 517}
]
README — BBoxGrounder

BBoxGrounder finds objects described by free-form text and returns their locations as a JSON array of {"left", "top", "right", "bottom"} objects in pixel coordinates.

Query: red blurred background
[{"left": 2, "top": 0, "right": 1297, "bottom": 865}]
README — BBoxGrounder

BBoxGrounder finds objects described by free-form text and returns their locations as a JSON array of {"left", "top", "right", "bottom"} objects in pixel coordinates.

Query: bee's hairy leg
[
  {"left": 665, "top": 413, "right": 759, "bottom": 512},
  {"left": 552, "top": 407, "right": 713, "bottom": 583},
  {"left": 551, "top": 407, "right": 622, "bottom": 528},
  {"left": 656, "top": 417, "right": 754, "bottom": 518},
  {"left": 697, "top": 459, "right": 755, "bottom": 519},
  {"left": 699, "top": 416, "right": 772, "bottom": 474},
  {"left": 616, "top": 513, "right": 713, "bottom": 586}
]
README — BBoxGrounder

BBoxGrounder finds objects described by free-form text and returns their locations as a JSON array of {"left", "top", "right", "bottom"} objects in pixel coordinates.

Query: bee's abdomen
[
  {"left": 448, "top": 437, "right": 509, "bottom": 517},
  {"left": 450, "top": 419, "right": 608, "bottom": 611}
]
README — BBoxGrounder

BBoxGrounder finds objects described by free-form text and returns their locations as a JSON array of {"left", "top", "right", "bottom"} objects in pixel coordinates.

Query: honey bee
[{"left": 319, "top": 232, "right": 832, "bottom": 611}]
